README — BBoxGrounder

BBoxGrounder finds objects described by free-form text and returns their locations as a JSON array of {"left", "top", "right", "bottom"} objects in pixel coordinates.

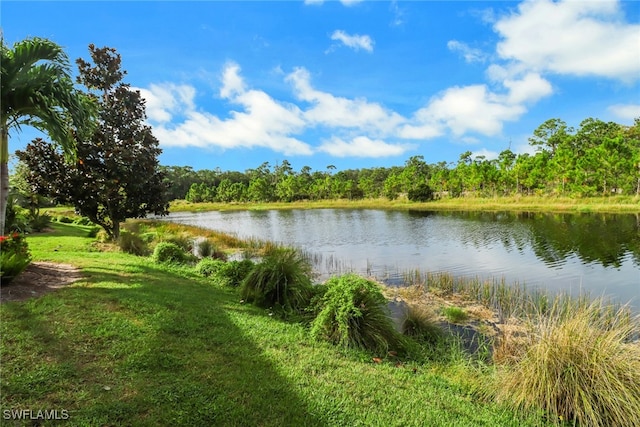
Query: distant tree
[
  {"left": 1, "top": 37, "right": 96, "bottom": 233},
  {"left": 17, "top": 45, "right": 169, "bottom": 239}
]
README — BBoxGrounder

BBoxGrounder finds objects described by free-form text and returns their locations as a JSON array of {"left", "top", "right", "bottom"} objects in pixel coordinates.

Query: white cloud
[
  {"left": 503, "top": 72, "right": 553, "bottom": 105},
  {"left": 447, "top": 40, "right": 486, "bottom": 63},
  {"left": 494, "top": 0, "right": 640, "bottom": 82},
  {"left": 608, "top": 104, "right": 640, "bottom": 122},
  {"left": 407, "top": 85, "right": 520, "bottom": 137},
  {"left": 286, "top": 67, "right": 405, "bottom": 135},
  {"left": 303, "top": 0, "right": 324, "bottom": 5},
  {"left": 472, "top": 148, "right": 499, "bottom": 160},
  {"left": 147, "top": 64, "right": 312, "bottom": 156},
  {"left": 137, "top": 83, "right": 195, "bottom": 123},
  {"left": 330, "top": 30, "right": 374, "bottom": 52},
  {"left": 319, "top": 136, "right": 414, "bottom": 158},
  {"left": 220, "top": 62, "right": 246, "bottom": 98},
  {"left": 389, "top": 0, "right": 406, "bottom": 27}
]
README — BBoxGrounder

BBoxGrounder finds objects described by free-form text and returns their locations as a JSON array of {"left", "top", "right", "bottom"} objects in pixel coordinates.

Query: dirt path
[{"left": 0, "top": 262, "right": 83, "bottom": 303}]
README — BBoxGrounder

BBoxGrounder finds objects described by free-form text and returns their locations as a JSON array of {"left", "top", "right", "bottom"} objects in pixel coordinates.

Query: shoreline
[{"left": 167, "top": 195, "right": 640, "bottom": 214}]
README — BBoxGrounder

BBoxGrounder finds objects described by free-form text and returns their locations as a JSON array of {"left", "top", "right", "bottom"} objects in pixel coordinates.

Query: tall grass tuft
[
  {"left": 401, "top": 304, "right": 442, "bottom": 344},
  {"left": 239, "top": 248, "right": 312, "bottom": 311},
  {"left": 493, "top": 297, "right": 640, "bottom": 427},
  {"left": 310, "top": 274, "right": 404, "bottom": 354},
  {"left": 117, "top": 230, "right": 148, "bottom": 256}
]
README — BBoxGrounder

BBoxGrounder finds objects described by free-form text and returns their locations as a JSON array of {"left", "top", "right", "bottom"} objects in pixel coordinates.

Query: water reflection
[{"left": 163, "top": 209, "right": 640, "bottom": 309}]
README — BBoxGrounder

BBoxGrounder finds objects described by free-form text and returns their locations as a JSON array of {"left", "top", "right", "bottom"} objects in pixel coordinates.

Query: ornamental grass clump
[
  {"left": 239, "top": 248, "right": 312, "bottom": 311},
  {"left": 493, "top": 297, "right": 640, "bottom": 427},
  {"left": 310, "top": 274, "right": 404, "bottom": 354},
  {"left": 402, "top": 304, "right": 442, "bottom": 344}
]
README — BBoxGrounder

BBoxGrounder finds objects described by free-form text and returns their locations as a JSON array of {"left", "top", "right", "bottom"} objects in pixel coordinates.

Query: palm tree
[{"left": 1, "top": 37, "right": 95, "bottom": 233}]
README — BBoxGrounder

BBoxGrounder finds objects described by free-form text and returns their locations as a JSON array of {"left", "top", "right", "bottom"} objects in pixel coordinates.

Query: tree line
[{"left": 162, "top": 117, "right": 640, "bottom": 204}]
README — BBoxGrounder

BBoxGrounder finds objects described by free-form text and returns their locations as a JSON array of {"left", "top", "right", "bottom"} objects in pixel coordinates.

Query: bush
[
  {"left": 161, "top": 233, "right": 193, "bottom": 252},
  {"left": 493, "top": 299, "right": 640, "bottom": 427},
  {"left": 407, "top": 182, "right": 434, "bottom": 202},
  {"left": 118, "top": 231, "right": 148, "bottom": 256},
  {"left": 240, "top": 248, "right": 312, "bottom": 311},
  {"left": 73, "top": 216, "right": 93, "bottom": 226},
  {"left": 0, "top": 233, "right": 32, "bottom": 285},
  {"left": 152, "top": 242, "right": 192, "bottom": 264},
  {"left": 56, "top": 215, "right": 74, "bottom": 224},
  {"left": 87, "top": 226, "right": 101, "bottom": 238},
  {"left": 29, "top": 212, "right": 51, "bottom": 231},
  {"left": 4, "top": 199, "right": 30, "bottom": 233},
  {"left": 195, "top": 258, "right": 225, "bottom": 277},
  {"left": 310, "top": 274, "right": 403, "bottom": 354},
  {"left": 218, "top": 260, "right": 255, "bottom": 287}
]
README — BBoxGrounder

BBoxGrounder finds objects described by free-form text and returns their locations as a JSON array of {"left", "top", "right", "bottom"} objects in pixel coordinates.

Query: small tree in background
[{"left": 17, "top": 45, "right": 169, "bottom": 240}]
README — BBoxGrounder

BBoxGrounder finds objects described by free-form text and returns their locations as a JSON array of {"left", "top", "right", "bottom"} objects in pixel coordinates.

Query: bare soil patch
[{"left": 0, "top": 262, "right": 83, "bottom": 303}]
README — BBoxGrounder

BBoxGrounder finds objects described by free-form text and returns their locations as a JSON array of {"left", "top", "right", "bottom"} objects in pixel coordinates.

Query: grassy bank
[
  {"left": 1, "top": 222, "right": 546, "bottom": 426},
  {"left": 168, "top": 195, "right": 640, "bottom": 214},
  {"left": 3, "top": 221, "right": 639, "bottom": 426}
]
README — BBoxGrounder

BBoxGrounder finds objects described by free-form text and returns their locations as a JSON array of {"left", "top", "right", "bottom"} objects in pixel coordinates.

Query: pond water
[{"left": 163, "top": 209, "right": 640, "bottom": 311}]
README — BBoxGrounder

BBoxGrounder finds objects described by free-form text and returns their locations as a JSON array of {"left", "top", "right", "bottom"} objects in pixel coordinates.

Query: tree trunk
[{"left": 0, "top": 125, "right": 10, "bottom": 235}]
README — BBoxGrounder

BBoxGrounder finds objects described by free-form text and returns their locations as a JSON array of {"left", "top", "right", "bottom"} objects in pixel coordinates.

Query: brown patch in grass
[{"left": 0, "top": 262, "right": 83, "bottom": 303}]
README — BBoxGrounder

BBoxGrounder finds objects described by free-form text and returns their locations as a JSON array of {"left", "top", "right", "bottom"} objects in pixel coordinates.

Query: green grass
[
  {"left": 0, "top": 222, "right": 547, "bottom": 426},
  {"left": 442, "top": 306, "right": 469, "bottom": 324},
  {"left": 168, "top": 195, "right": 640, "bottom": 214}
]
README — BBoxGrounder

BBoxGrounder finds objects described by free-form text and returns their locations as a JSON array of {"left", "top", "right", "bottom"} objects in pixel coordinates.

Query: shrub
[
  {"left": 87, "top": 226, "right": 101, "bottom": 238},
  {"left": 118, "top": 231, "right": 148, "bottom": 256},
  {"left": 407, "top": 182, "right": 434, "bottom": 202},
  {"left": 195, "top": 258, "right": 225, "bottom": 277},
  {"left": 73, "top": 216, "right": 93, "bottom": 226},
  {"left": 493, "top": 298, "right": 640, "bottom": 427},
  {"left": 310, "top": 274, "right": 403, "bottom": 354},
  {"left": 240, "top": 248, "right": 312, "bottom": 311},
  {"left": 160, "top": 233, "right": 193, "bottom": 252},
  {"left": 152, "top": 242, "right": 192, "bottom": 264},
  {"left": 442, "top": 306, "right": 468, "bottom": 323},
  {"left": 216, "top": 259, "right": 255, "bottom": 287},
  {"left": 29, "top": 212, "right": 51, "bottom": 231},
  {"left": 56, "top": 215, "right": 74, "bottom": 224},
  {"left": 0, "top": 233, "right": 32, "bottom": 285}
]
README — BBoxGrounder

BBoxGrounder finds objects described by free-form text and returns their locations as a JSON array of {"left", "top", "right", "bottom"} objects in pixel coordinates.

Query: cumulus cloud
[
  {"left": 137, "top": 83, "right": 195, "bottom": 123},
  {"left": 145, "top": 63, "right": 312, "bottom": 156},
  {"left": 608, "top": 104, "right": 640, "bottom": 122},
  {"left": 447, "top": 40, "right": 486, "bottom": 63},
  {"left": 286, "top": 67, "right": 404, "bottom": 135},
  {"left": 503, "top": 72, "right": 553, "bottom": 105},
  {"left": 494, "top": 0, "right": 640, "bottom": 82},
  {"left": 319, "top": 136, "right": 414, "bottom": 158},
  {"left": 329, "top": 30, "right": 374, "bottom": 52}
]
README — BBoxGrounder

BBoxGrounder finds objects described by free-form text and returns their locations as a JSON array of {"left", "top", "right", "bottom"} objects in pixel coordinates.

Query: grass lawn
[{"left": 0, "top": 223, "right": 548, "bottom": 426}]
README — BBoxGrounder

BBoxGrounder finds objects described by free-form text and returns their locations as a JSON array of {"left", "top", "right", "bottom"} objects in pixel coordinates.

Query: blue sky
[{"left": 3, "top": 0, "right": 640, "bottom": 172}]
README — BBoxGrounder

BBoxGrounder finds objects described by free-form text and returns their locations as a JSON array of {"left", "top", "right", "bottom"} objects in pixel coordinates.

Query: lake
[{"left": 162, "top": 209, "right": 640, "bottom": 311}]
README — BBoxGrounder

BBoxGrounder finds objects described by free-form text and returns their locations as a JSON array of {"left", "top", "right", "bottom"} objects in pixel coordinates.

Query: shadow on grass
[{"left": 0, "top": 259, "right": 328, "bottom": 426}]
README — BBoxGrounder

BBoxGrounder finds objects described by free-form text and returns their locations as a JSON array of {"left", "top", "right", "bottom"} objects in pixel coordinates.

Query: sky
[{"left": 3, "top": 0, "right": 640, "bottom": 173}]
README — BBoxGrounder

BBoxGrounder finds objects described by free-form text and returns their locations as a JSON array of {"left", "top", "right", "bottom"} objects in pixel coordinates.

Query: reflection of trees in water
[{"left": 434, "top": 211, "right": 640, "bottom": 269}]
